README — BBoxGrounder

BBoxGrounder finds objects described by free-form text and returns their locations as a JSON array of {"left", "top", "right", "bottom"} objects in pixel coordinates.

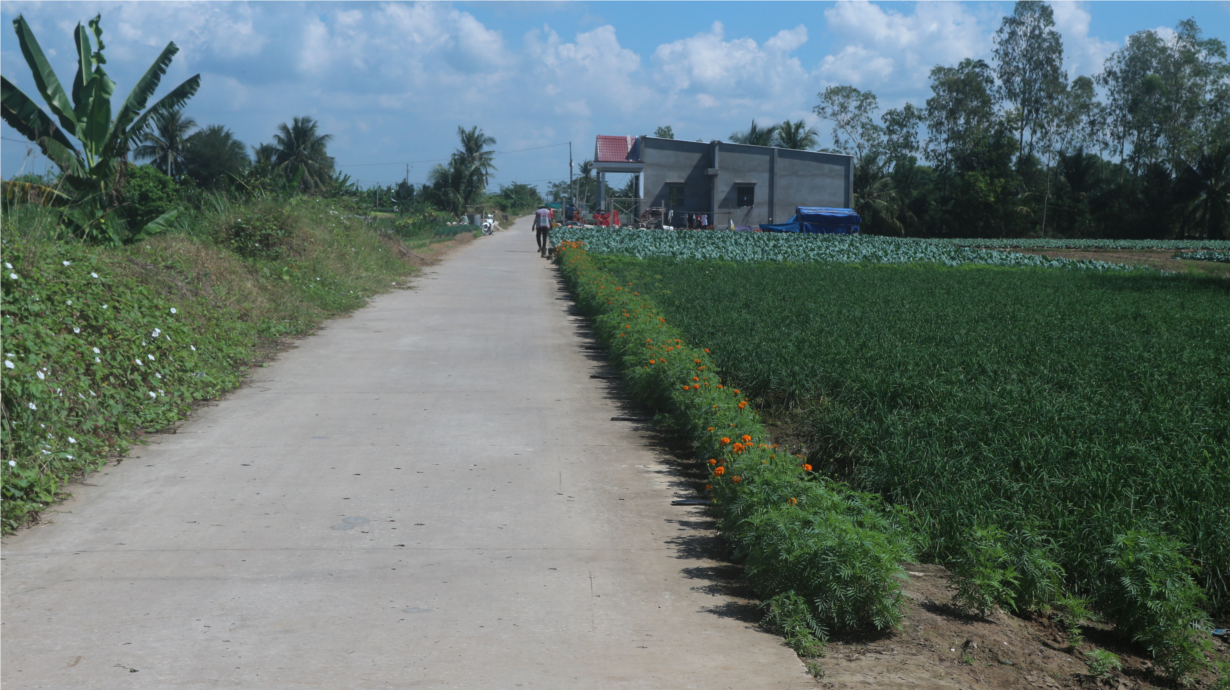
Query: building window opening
[
  {"left": 736, "top": 185, "right": 755, "bottom": 208},
  {"left": 667, "top": 184, "right": 686, "bottom": 209}
]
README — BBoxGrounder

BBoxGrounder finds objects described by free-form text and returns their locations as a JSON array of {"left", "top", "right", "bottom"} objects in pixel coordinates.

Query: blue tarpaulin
[{"left": 760, "top": 207, "right": 861, "bottom": 234}]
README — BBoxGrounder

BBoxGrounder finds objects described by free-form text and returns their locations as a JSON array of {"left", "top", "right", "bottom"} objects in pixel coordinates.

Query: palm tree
[
  {"left": 729, "top": 120, "right": 778, "bottom": 146},
  {"left": 578, "top": 159, "right": 594, "bottom": 207},
  {"left": 775, "top": 120, "right": 819, "bottom": 150},
  {"left": 134, "top": 108, "right": 197, "bottom": 180},
  {"left": 182, "top": 124, "right": 249, "bottom": 190},
  {"left": 252, "top": 142, "right": 279, "bottom": 167},
  {"left": 1177, "top": 142, "right": 1230, "bottom": 240},
  {"left": 272, "top": 116, "right": 334, "bottom": 191},
  {"left": 853, "top": 152, "right": 907, "bottom": 235},
  {"left": 456, "top": 126, "right": 497, "bottom": 188}
]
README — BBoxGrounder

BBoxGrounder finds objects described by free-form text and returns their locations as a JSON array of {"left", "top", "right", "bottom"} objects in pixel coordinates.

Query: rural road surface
[{"left": 1, "top": 218, "right": 811, "bottom": 689}]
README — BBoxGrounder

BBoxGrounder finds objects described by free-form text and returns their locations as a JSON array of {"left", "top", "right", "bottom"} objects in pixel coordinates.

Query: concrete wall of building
[{"left": 639, "top": 136, "right": 853, "bottom": 228}]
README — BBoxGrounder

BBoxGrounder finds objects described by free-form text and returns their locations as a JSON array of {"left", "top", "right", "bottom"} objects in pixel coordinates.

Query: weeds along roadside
[
  {"left": 553, "top": 240, "right": 918, "bottom": 649},
  {"left": 0, "top": 196, "right": 419, "bottom": 533}
]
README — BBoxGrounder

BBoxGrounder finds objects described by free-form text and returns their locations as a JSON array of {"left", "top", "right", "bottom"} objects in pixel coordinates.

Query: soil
[
  {"left": 814, "top": 562, "right": 1230, "bottom": 689},
  {"left": 1000, "top": 248, "right": 1230, "bottom": 277}
]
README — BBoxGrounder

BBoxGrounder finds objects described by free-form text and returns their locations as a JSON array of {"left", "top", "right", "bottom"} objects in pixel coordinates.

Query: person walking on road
[{"left": 534, "top": 205, "right": 554, "bottom": 258}]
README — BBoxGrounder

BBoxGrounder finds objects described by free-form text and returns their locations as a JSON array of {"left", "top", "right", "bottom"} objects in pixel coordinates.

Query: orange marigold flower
[
  {"left": 732, "top": 476, "right": 742, "bottom": 483},
  {"left": 708, "top": 458, "right": 717, "bottom": 465},
  {"left": 714, "top": 466, "right": 726, "bottom": 476},
  {"left": 694, "top": 359, "right": 701, "bottom": 364},
  {"left": 733, "top": 389, "right": 740, "bottom": 394},
  {"left": 625, "top": 325, "right": 630, "bottom": 329},
  {"left": 738, "top": 401, "right": 747, "bottom": 409},
  {"left": 720, "top": 437, "right": 731, "bottom": 445},
  {"left": 649, "top": 360, "right": 656, "bottom": 364},
  {"left": 732, "top": 443, "right": 744, "bottom": 452},
  {"left": 658, "top": 317, "right": 665, "bottom": 322},
  {"left": 717, "top": 384, "right": 724, "bottom": 389},
  {"left": 802, "top": 464, "right": 813, "bottom": 472},
  {"left": 705, "top": 484, "right": 712, "bottom": 491},
  {"left": 741, "top": 434, "right": 752, "bottom": 443},
  {"left": 692, "top": 376, "right": 699, "bottom": 382},
  {"left": 707, "top": 427, "right": 714, "bottom": 431},
  {"left": 704, "top": 348, "right": 710, "bottom": 353},
  {"left": 681, "top": 385, "right": 690, "bottom": 391},
  {"left": 646, "top": 339, "right": 652, "bottom": 343},
  {"left": 788, "top": 498, "right": 798, "bottom": 506}
]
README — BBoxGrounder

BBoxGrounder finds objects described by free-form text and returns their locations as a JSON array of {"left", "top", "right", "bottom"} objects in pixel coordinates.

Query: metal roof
[{"left": 595, "top": 135, "right": 640, "bottom": 163}]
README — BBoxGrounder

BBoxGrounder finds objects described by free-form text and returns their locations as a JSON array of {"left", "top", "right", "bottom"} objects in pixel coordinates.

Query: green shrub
[
  {"left": 760, "top": 591, "right": 826, "bottom": 656},
  {"left": 949, "top": 525, "right": 1020, "bottom": 616},
  {"left": 117, "top": 164, "right": 180, "bottom": 231},
  {"left": 217, "top": 203, "right": 296, "bottom": 259},
  {"left": 1083, "top": 649, "right": 1123, "bottom": 677},
  {"left": 1095, "top": 531, "right": 1211, "bottom": 681}
]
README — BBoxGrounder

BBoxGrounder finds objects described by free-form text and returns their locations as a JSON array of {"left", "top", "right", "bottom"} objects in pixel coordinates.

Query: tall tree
[
  {"left": 133, "top": 108, "right": 196, "bottom": 180},
  {"left": 456, "top": 126, "right": 497, "bottom": 189},
  {"left": 774, "top": 120, "right": 818, "bottom": 150},
  {"left": 924, "top": 59, "right": 999, "bottom": 173},
  {"left": 272, "top": 116, "right": 334, "bottom": 191},
  {"left": 182, "top": 124, "right": 249, "bottom": 190},
  {"left": 813, "top": 85, "right": 883, "bottom": 159},
  {"left": 729, "top": 120, "right": 778, "bottom": 146},
  {"left": 880, "top": 103, "right": 924, "bottom": 166},
  {"left": 653, "top": 125, "right": 674, "bottom": 139},
  {"left": 993, "top": 1, "right": 1065, "bottom": 158},
  {"left": 1099, "top": 20, "right": 1229, "bottom": 171}
]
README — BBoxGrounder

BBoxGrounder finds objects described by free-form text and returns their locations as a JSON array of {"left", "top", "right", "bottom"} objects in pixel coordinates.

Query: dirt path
[{"left": 0, "top": 216, "right": 810, "bottom": 688}]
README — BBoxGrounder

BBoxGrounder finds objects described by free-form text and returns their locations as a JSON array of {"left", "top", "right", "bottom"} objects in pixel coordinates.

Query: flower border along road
[{"left": 554, "top": 240, "right": 917, "bottom": 640}]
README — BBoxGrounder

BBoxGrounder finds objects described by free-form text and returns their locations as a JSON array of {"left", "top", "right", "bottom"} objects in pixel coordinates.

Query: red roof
[{"left": 595, "top": 135, "right": 640, "bottom": 163}]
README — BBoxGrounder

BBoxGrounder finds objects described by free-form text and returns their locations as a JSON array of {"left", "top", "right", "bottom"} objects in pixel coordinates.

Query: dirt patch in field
[
  {"left": 1001, "top": 248, "right": 1230, "bottom": 277},
  {"left": 814, "top": 562, "right": 1229, "bottom": 689}
]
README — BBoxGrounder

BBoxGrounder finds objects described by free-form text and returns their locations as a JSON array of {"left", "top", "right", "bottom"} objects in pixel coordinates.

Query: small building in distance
[{"left": 593, "top": 135, "right": 854, "bottom": 228}]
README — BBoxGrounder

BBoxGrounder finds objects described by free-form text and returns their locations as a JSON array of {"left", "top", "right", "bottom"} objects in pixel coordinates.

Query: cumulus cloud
[
  {"left": 819, "top": 1, "right": 991, "bottom": 91},
  {"left": 651, "top": 22, "right": 811, "bottom": 110},
  {"left": 524, "top": 24, "right": 652, "bottom": 116},
  {"left": 1050, "top": 2, "right": 1117, "bottom": 77}
]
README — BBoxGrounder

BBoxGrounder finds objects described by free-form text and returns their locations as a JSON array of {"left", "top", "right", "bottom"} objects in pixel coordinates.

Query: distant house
[{"left": 593, "top": 135, "right": 854, "bottom": 227}]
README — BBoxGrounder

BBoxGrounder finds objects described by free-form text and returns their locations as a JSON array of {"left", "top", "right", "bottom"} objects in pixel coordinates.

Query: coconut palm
[
  {"left": 775, "top": 120, "right": 819, "bottom": 150},
  {"left": 729, "top": 120, "right": 779, "bottom": 146},
  {"left": 1177, "top": 142, "right": 1230, "bottom": 240},
  {"left": 456, "top": 126, "right": 497, "bottom": 188},
  {"left": 134, "top": 108, "right": 197, "bottom": 180},
  {"left": 182, "top": 124, "right": 249, "bottom": 190},
  {"left": 853, "top": 152, "right": 907, "bottom": 235},
  {"left": 272, "top": 116, "right": 334, "bottom": 191}
]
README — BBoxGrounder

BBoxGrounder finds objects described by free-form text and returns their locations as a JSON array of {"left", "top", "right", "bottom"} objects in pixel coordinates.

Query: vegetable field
[{"left": 555, "top": 230, "right": 1229, "bottom": 679}]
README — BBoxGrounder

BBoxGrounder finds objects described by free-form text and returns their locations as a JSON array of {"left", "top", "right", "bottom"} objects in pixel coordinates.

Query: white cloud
[
  {"left": 819, "top": 1, "right": 991, "bottom": 90},
  {"left": 651, "top": 22, "right": 811, "bottom": 110},
  {"left": 1050, "top": 2, "right": 1117, "bottom": 77},
  {"left": 525, "top": 24, "right": 652, "bottom": 115}
]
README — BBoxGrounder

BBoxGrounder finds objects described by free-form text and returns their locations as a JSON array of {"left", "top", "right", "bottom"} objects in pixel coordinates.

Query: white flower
[
  {"left": 135, "top": 359, "right": 143, "bottom": 366},
  {"left": 68, "top": 437, "right": 76, "bottom": 444},
  {"left": 159, "top": 390, "right": 165, "bottom": 396},
  {"left": 151, "top": 328, "right": 161, "bottom": 338},
  {"left": 89, "top": 390, "right": 96, "bottom": 396},
  {"left": 7, "top": 460, "right": 15, "bottom": 467},
  {"left": 41, "top": 449, "right": 50, "bottom": 455},
  {"left": 142, "top": 341, "right": 147, "bottom": 346},
  {"left": 91, "top": 272, "right": 99, "bottom": 278},
  {"left": 155, "top": 372, "right": 162, "bottom": 379},
  {"left": 62, "top": 260, "right": 71, "bottom": 266},
  {"left": 95, "top": 357, "right": 101, "bottom": 363},
  {"left": 4, "top": 360, "right": 12, "bottom": 369},
  {"left": 190, "top": 345, "right": 196, "bottom": 351},
  {"left": 102, "top": 305, "right": 108, "bottom": 309},
  {"left": 93, "top": 347, "right": 100, "bottom": 354},
  {"left": 73, "top": 327, "right": 80, "bottom": 334},
  {"left": 28, "top": 402, "right": 36, "bottom": 410},
  {"left": 4, "top": 262, "right": 10, "bottom": 269},
  {"left": 37, "top": 371, "right": 45, "bottom": 380},
  {"left": 78, "top": 392, "right": 85, "bottom": 399},
  {"left": 66, "top": 455, "right": 73, "bottom": 460},
  {"left": 149, "top": 391, "right": 156, "bottom": 398},
  {"left": 9, "top": 273, "right": 16, "bottom": 280},
  {"left": 66, "top": 300, "right": 72, "bottom": 305},
  {"left": 148, "top": 354, "right": 155, "bottom": 360},
  {"left": 170, "top": 307, "right": 177, "bottom": 314}
]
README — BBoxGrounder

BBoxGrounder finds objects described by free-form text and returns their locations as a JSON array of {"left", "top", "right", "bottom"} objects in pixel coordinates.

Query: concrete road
[{"left": 1, "top": 218, "right": 812, "bottom": 689}]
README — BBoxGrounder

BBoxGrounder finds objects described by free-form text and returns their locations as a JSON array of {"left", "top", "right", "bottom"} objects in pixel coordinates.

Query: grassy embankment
[
  {"left": 555, "top": 236, "right": 1228, "bottom": 682},
  {"left": 0, "top": 197, "right": 445, "bottom": 532}
]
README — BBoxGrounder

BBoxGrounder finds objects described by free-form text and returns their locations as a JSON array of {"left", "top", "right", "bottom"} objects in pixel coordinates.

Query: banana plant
[{"left": 0, "top": 14, "right": 200, "bottom": 242}]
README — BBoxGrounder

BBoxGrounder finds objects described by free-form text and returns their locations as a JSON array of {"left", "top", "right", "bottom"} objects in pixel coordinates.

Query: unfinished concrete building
[{"left": 593, "top": 135, "right": 854, "bottom": 228}]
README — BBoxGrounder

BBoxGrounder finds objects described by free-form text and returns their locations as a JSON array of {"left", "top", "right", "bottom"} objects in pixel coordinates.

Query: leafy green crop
[
  {"left": 1176, "top": 250, "right": 1230, "bottom": 263},
  {"left": 551, "top": 228, "right": 1150, "bottom": 271},
  {"left": 594, "top": 256, "right": 1228, "bottom": 680}
]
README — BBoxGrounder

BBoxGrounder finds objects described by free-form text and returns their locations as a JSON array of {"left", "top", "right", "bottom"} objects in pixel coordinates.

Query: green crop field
[{"left": 582, "top": 251, "right": 1229, "bottom": 674}]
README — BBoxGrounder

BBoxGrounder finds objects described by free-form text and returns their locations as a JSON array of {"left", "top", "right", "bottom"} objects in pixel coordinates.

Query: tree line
[{"left": 810, "top": 2, "right": 1228, "bottom": 240}]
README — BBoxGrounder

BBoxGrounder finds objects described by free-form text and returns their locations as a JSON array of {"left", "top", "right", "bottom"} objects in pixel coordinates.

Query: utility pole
[{"left": 568, "top": 142, "right": 574, "bottom": 220}]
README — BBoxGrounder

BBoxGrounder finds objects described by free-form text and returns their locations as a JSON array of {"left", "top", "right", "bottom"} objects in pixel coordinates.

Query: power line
[{"left": 336, "top": 142, "right": 569, "bottom": 167}]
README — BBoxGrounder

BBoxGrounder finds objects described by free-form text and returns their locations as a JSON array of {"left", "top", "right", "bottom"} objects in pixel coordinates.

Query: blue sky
[{"left": 2, "top": 2, "right": 1227, "bottom": 191}]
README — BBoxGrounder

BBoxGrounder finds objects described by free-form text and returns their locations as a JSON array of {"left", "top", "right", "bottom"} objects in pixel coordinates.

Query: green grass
[
  {"left": 1, "top": 197, "right": 418, "bottom": 532},
  {"left": 591, "top": 255, "right": 1227, "bottom": 679}
]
